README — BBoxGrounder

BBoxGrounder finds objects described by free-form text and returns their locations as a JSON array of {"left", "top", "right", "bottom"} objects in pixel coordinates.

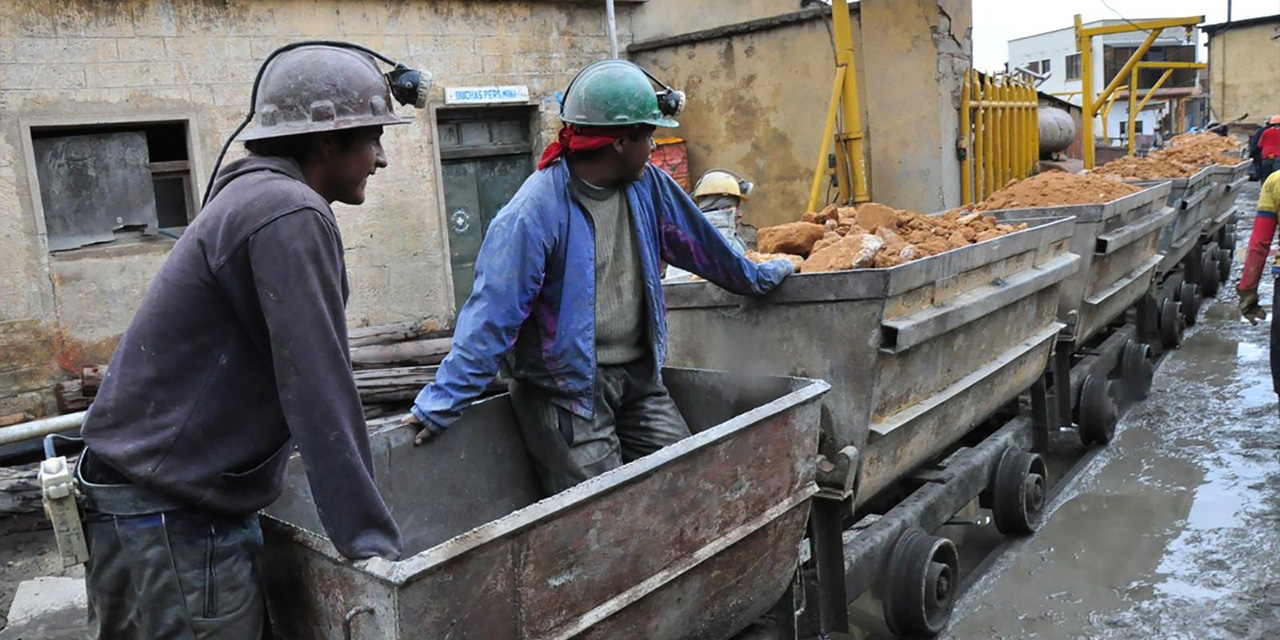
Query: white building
[{"left": 1008, "top": 20, "right": 1202, "bottom": 148}]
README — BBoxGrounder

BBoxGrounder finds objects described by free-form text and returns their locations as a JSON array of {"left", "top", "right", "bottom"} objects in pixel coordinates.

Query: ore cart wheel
[
  {"left": 1078, "top": 374, "right": 1117, "bottom": 445},
  {"left": 1224, "top": 230, "right": 1237, "bottom": 253},
  {"left": 883, "top": 528, "right": 960, "bottom": 638},
  {"left": 1217, "top": 248, "right": 1232, "bottom": 282},
  {"left": 1121, "top": 341, "right": 1154, "bottom": 402},
  {"left": 1200, "top": 253, "right": 1220, "bottom": 297},
  {"left": 991, "top": 449, "right": 1049, "bottom": 535},
  {"left": 1159, "top": 299, "right": 1183, "bottom": 349},
  {"left": 1180, "top": 282, "right": 1200, "bottom": 326}
]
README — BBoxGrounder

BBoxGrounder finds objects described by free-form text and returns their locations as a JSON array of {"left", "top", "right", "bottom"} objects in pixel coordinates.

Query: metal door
[{"left": 438, "top": 108, "right": 534, "bottom": 313}]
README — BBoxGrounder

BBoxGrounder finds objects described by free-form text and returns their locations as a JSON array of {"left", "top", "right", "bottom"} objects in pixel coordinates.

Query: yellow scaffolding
[
  {"left": 1074, "top": 14, "right": 1203, "bottom": 168},
  {"left": 807, "top": 0, "right": 869, "bottom": 211},
  {"left": 960, "top": 70, "right": 1039, "bottom": 205},
  {"left": 1126, "top": 61, "right": 1206, "bottom": 155}
]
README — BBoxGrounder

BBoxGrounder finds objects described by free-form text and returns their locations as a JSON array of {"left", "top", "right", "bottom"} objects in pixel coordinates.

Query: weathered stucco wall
[
  {"left": 630, "top": 0, "right": 799, "bottom": 41},
  {"left": 631, "top": 0, "right": 972, "bottom": 228},
  {"left": 0, "top": 0, "right": 630, "bottom": 417},
  {"left": 1208, "top": 25, "right": 1280, "bottom": 123},
  {"left": 631, "top": 11, "right": 869, "bottom": 231},
  {"left": 860, "top": 0, "right": 971, "bottom": 215}
]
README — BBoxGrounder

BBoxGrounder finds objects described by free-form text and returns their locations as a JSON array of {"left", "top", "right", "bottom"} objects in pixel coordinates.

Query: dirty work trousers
[
  {"left": 509, "top": 357, "right": 692, "bottom": 495},
  {"left": 1272, "top": 278, "right": 1280, "bottom": 398},
  {"left": 78, "top": 451, "right": 265, "bottom": 640},
  {"left": 1263, "top": 158, "right": 1280, "bottom": 181}
]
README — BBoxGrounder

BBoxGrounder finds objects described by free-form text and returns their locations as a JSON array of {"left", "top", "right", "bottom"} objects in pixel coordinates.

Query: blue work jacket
[{"left": 411, "top": 159, "right": 791, "bottom": 427}]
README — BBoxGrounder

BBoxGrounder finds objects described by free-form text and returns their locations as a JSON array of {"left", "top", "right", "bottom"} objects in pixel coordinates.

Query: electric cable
[{"left": 201, "top": 41, "right": 426, "bottom": 209}]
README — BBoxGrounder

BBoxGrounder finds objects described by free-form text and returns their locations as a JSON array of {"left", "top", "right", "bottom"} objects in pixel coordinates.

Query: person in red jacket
[
  {"left": 1237, "top": 168, "right": 1280, "bottom": 412},
  {"left": 1258, "top": 115, "right": 1280, "bottom": 179}
]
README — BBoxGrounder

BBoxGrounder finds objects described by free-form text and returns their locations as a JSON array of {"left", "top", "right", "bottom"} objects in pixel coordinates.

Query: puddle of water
[
  {"left": 1236, "top": 341, "right": 1266, "bottom": 361},
  {"left": 1182, "top": 468, "right": 1246, "bottom": 532}
]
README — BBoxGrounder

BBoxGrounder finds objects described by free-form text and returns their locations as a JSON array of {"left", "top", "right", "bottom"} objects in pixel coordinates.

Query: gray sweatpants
[{"left": 510, "top": 358, "right": 691, "bottom": 495}]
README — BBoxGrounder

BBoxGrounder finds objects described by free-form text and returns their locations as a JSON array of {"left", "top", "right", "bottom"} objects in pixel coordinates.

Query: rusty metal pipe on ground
[{"left": 0, "top": 411, "right": 86, "bottom": 447}]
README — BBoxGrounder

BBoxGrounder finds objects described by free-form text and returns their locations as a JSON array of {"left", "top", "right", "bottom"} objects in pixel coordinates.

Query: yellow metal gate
[{"left": 960, "top": 70, "right": 1039, "bottom": 205}]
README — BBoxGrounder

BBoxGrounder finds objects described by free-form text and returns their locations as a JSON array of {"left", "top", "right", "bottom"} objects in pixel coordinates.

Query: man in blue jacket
[{"left": 406, "top": 60, "right": 794, "bottom": 494}]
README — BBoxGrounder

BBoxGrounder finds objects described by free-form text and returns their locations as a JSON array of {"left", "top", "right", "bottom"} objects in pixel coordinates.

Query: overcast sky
[{"left": 972, "top": 0, "right": 1280, "bottom": 70}]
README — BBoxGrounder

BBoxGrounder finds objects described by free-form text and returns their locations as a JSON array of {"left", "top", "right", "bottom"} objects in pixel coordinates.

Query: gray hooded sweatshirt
[{"left": 80, "top": 155, "right": 402, "bottom": 560}]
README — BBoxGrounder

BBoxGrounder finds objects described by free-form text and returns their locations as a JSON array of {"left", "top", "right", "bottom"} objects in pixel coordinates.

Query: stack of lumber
[{"left": 49, "top": 321, "right": 480, "bottom": 416}]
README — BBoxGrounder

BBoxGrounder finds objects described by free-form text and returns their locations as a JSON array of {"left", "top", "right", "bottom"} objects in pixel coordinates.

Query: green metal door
[{"left": 438, "top": 108, "right": 534, "bottom": 313}]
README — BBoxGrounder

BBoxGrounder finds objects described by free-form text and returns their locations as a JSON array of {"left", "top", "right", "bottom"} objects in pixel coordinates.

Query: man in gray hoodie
[{"left": 76, "top": 45, "right": 406, "bottom": 639}]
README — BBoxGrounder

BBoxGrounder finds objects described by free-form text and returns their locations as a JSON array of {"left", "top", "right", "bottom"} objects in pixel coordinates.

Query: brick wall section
[{"left": 0, "top": 0, "right": 634, "bottom": 417}]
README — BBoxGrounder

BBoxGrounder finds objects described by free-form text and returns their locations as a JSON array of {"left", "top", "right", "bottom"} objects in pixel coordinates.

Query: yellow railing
[{"left": 960, "top": 70, "right": 1039, "bottom": 205}]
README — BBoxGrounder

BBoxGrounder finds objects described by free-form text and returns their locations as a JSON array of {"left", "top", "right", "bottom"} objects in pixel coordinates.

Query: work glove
[
  {"left": 1239, "top": 288, "right": 1266, "bottom": 326},
  {"left": 771, "top": 258, "right": 797, "bottom": 278},
  {"left": 402, "top": 411, "right": 445, "bottom": 446}
]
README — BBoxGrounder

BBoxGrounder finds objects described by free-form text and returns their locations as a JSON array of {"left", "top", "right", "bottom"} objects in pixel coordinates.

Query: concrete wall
[
  {"left": 630, "top": 10, "right": 861, "bottom": 230},
  {"left": 630, "top": 0, "right": 798, "bottom": 41},
  {"left": 1208, "top": 23, "right": 1280, "bottom": 122},
  {"left": 631, "top": 0, "right": 972, "bottom": 226},
  {"left": 0, "top": 0, "right": 633, "bottom": 418},
  {"left": 859, "top": 0, "right": 971, "bottom": 214}
]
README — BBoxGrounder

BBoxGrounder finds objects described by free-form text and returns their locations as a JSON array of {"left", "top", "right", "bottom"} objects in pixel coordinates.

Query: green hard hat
[{"left": 561, "top": 59, "right": 682, "bottom": 129}]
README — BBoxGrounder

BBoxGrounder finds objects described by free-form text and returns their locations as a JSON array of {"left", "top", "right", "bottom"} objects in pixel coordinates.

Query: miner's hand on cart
[{"left": 402, "top": 60, "right": 794, "bottom": 495}]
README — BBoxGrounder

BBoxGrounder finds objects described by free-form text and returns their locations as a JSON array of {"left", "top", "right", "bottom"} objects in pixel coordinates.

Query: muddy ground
[
  {"left": 0, "top": 514, "right": 81, "bottom": 631},
  {"left": 942, "top": 182, "right": 1280, "bottom": 639}
]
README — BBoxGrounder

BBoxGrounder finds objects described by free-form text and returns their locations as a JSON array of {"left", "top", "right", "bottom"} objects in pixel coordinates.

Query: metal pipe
[
  {"left": 1004, "top": 78, "right": 1013, "bottom": 186},
  {"left": 0, "top": 411, "right": 86, "bottom": 447},
  {"left": 1101, "top": 85, "right": 1126, "bottom": 140},
  {"left": 1020, "top": 83, "right": 1029, "bottom": 175},
  {"left": 988, "top": 75, "right": 998, "bottom": 186},
  {"left": 1095, "top": 29, "right": 1162, "bottom": 115},
  {"left": 1076, "top": 14, "right": 1095, "bottom": 168},
  {"left": 831, "top": 0, "right": 869, "bottom": 204},
  {"left": 1137, "top": 69, "right": 1176, "bottom": 114},
  {"left": 1128, "top": 66, "right": 1139, "bottom": 155},
  {"left": 1027, "top": 83, "right": 1038, "bottom": 172},
  {"left": 982, "top": 75, "right": 994, "bottom": 200},
  {"left": 807, "top": 69, "right": 846, "bottom": 212},
  {"left": 960, "top": 70, "right": 972, "bottom": 205},
  {"left": 606, "top": 0, "right": 618, "bottom": 58},
  {"left": 1008, "top": 79, "right": 1018, "bottom": 183},
  {"left": 974, "top": 74, "right": 986, "bottom": 202},
  {"left": 1002, "top": 78, "right": 1011, "bottom": 187},
  {"left": 1131, "top": 68, "right": 1175, "bottom": 155}
]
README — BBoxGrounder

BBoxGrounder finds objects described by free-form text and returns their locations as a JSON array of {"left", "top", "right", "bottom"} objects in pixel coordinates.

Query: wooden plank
[
  {"left": 0, "top": 412, "right": 31, "bottom": 428},
  {"left": 354, "top": 365, "right": 506, "bottom": 404},
  {"left": 81, "top": 365, "right": 106, "bottom": 398},
  {"left": 347, "top": 321, "right": 452, "bottom": 348},
  {"left": 0, "top": 456, "right": 76, "bottom": 516},
  {"left": 350, "top": 337, "right": 454, "bottom": 370},
  {"left": 355, "top": 366, "right": 438, "bottom": 403},
  {"left": 148, "top": 160, "right": 191, "bottom": 173},
  {"left": 54, "top": 380, "right": 92, "bottom": 414}
]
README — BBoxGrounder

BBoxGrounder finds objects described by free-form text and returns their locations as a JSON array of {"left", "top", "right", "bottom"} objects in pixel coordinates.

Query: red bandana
[{"left": 538, "top": 125, "right": 649, "bottom": 170}]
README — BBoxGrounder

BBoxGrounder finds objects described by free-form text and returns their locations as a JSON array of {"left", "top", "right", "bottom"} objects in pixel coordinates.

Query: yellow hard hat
[{"left": 692, "top": 169, "right": 754, "bottom": 200}]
